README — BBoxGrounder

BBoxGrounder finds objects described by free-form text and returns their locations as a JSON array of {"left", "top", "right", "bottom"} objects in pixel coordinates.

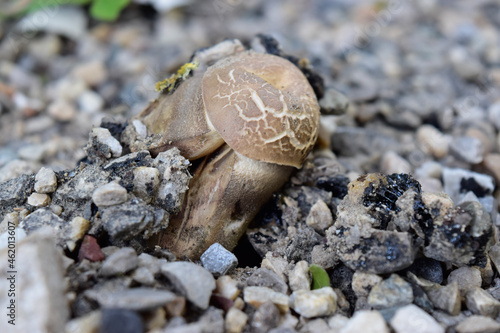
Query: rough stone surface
[
  {"left": 306, "top": 199, "right": 333, "bottom": 233},
  {"left": 455, "top": 315, "right": 500, "bottom": 333},
  {"left": 132, "top": 166, "right": 160, "bottom": 203},
  {"left": 465, "top": 287, "right": 500, "bottom": 318},
  {"left": 390, "top": 304, "right": 444, "bottom": 333},
  {"left": 352, "top": 272, "right": 383, "bottom": 298},
  {"left": 92, "top": 181, "right": 128, "bottom": 207},
  {"left": 289, "top": 287, "right": 337, "bottom": 318},
  {"left": 34, "top": 167, "right": 58, "bottom": 193},
  {"left": 0, "top": 233, "right": 69, "bottom": 333},
  {"left": 86, "top": 127, "right": 122, "bottom": 159},
  {"left": 449, "top": 136, "right": 485, "bottom": 164},
  {"left": 100, "top": 247, "right": 139, "bottom": 277},
  {"left": 243, "top": 286, "right": 289, "bottom": 313},
  {"left": 201, "top": 243, "right": 238, "bottom": 277},
  {"left": 101, "top": 308, "right": 143, "bottom": 333},
  {"left": 19, "top": 208, "right": 70, "bottom": 248},
  {"left": 288, "top": 261, "right": 311, "bottom": 292},
  {"left": 225, "top": 307, "right": 248, "bottom": 333},
  {"left": 247, "top": 267, "right": 288, "bottom": 294},
  {"left": 447, "top": 267, "right": 482, "bottom": 295},
  {"left": 27, "top": 192, "right": 51, "bottom": 207},
  {"left": 94, "top": 288, "right": 177, "bottom": 311},
  {"left": 368, "top": 274, "right": 413, "bottom": 309},
  {"left": 161, "top": 261, "right": 215, "bottom": 309},
  {"left": 340, "top": 310, "right": 389, "bottom": 333},
  {"left": 251, "top": 301, "right": 280, "bottom": 333},
  {"left": 426, "top": 282, "right": 461, "bottom": 315}
]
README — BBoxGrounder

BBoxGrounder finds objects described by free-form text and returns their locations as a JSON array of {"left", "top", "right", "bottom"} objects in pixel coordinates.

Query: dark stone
[
  {"left": 100, "top": 308, "right": 144, "bottom": 333},
  {"left": 407, "top": 258, "right": 443, "bottom": 284},
  {"left": 0, "top": 174, "right": 35, "bottom": 220}
]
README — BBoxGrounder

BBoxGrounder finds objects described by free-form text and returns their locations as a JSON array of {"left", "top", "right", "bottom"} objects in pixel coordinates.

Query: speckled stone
[
  {"left": 200, "top": 243, "right": 238, "bottom": 277},
  {"left": 368, "top": 274, "right": 413, "bottom": 309}
]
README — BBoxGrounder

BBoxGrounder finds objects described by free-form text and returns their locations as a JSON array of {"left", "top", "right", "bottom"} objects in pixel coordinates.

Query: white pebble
[
  {"left": 390, "top": 304, "right": 444, "bottom": 333},
  {"left": 289, "top": 287, "right": 337, "bottom": 318},
  {"left": 27, "top": 193, "right": 51, "bottom": 207},
  {"left": 35, "top": 167, "right": 58, "bottom": 193},
  {"left": 92, "top": 182, "right": 128, "bottom": 207}
]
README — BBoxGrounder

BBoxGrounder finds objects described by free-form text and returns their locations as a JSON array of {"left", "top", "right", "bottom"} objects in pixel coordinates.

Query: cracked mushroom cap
[{"left": 202, "top": 51, "right": 320, "bottom": 168}]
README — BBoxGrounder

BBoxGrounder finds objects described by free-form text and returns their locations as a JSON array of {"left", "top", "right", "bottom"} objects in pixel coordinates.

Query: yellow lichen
[{"left": 155, "top": 60, "right": 199, "bottom": 93}]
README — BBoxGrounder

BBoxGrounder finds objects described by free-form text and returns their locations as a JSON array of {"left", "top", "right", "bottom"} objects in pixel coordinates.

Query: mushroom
[{"left": 128, "top": 40, "right": 320, "bottom": 259}]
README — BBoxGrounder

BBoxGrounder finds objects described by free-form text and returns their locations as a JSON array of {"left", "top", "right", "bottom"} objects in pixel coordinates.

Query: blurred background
[{"left": 0, "top": 0, "right": 499, "bottom": 191}]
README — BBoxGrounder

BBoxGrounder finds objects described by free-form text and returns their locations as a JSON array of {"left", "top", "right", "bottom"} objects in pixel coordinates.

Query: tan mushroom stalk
[{"left": 133, "top": 46, "right": 320, "bottom": 259}]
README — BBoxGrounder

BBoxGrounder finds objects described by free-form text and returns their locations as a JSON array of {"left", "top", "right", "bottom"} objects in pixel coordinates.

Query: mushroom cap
[{"left": 202, "top": 51, "right": 320, "bottom": 168}]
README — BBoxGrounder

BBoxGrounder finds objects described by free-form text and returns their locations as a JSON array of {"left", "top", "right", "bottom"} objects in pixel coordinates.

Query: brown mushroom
[{"left": 130, "top": 43, "right": 320, "bottom": 259}]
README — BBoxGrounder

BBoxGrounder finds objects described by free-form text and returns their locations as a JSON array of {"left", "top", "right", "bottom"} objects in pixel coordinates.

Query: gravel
[{"left": 2, "top": 1, "right": 500, "bottom": 331}]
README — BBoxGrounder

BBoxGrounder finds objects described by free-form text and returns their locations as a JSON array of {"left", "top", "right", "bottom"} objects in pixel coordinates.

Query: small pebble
[
  {"left": 19, "top": 144, "right": 47, "bottom": 162},
  {"left": 289, "top": 287, "right": 337, "bottom": 318},
  {"left": 132, "top": 167, "right": 160, "bottom": 204},
  {"left": 390, "top": 304, "right": 444, "bottom": 333},
  {"left": 92, "top": 181, "right": 128, "bottom": 207},
  {"left": 200, "top": 243, "right": 238, "bottom": 277},
  {"left": 319, "top": 88, "right": 349, "bottom": 115},
  {"left": 368, "top": 274, "right": 413, "bottom": 309},
  {"left": 306, "top": 200, "right": 334, "bottom": 233},
  {"left": 251, "top": 301, "right": 280, "bottom": 333},
  {"left": 101, "top": 308, "right": 144, "bottom": 333},
  {"left": 426, "top": 282, "right": 461, "bottom": 315},
  {"left": 340, "top": 310, "right": 389, "bottom": 333},
  {"left": 100, "top": 247, "right": 138, "bottom": 277},
  {"left": 247, "top": 267, "right": 288, "bottom": 294},
  {"left": 380, "top": 151, "right": 412, "bottom": 174},
  {"left": 65, "top": 311, "right": 101, "bottom": 333},
  {"left": 132, "top": 267, "right": 155, "bottom": 286},
  {"left": 243, "top": 286, "right": 289, "bottom": 313},
  {"left": 47, "top": 99, "right": 77, "bottom": 122},
  {"left": 78, "top": 235, "right": 104, "bottom": 262},
  {"left": 483, "top": 153, "right": 500, "bottom": 184},
  {"left": 89, "top": 127, "right": 122, "bottom": 158},
  {"left": 449, "top": 136, "right": 484, "bottom": 164},
  {"left": 96, "top": 288, "right": 177, "bottom": 311},
  {"left": 72, "top": 60, "right": 108, "bottom": 87},
  {"left": 455, "top": 315, "right": 500, "bottom": 333},
  {"left": 225, "top": 307, "right": 248, "bottom": 333},
  {"left": 288, "top": 260, "right": 311, "bottom": 292},
  {"left": 27, "top": 193, "right": 51, "bottom": 207},
  {"left": 215, "top": 275, "right": 240, "bottom": 300},
  {"left": 35, "top": 167, "right": 58, "bottom": 193},
  {"left": 161, "top": 261, "right": 215, "bottom": 309},
  {"left": 78, "top": 90, "right": 104, "bottom": 113},
  {"left": 447, "top": 266, "right": 482, "bottom": 296},
  {"left": 465, "top": 287, "right": 500, "bottom": 318},
  {"left": 416, "top": 125, "right": 451, "bottom": 159},
  {"left": 351, "top": 272, "right": 383, "bottom": 298}
]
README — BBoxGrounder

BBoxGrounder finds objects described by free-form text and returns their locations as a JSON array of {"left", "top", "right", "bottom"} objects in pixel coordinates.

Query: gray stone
[
  {"left": 132, "top": 267, "right": 155, "bottom": 286},
  {"left": 19, "top": 208, "right": 70, "bottom": 249},
  {"left": 251, "top": 301, "right": 280, "bottom": 333},
  {"left": 137, "top": 253, "right": 162, "bottom": 275},
  {"left": 488, "top": 103, "right": 500, "bottom": 131},
  {"left": 200, "top": 243, "right": 238, "bottom": 277},
  {"left": 447, "top": 267, "right": 482, "bottom": 295},
  {"left": 92, "top": 181, "right": 128, "bottom": 207},
  {"left": 18, "top": 144, "right": 48, "bottom": 162},
  {"left": 465, "top": 287, "right": 500, "bottom": 318},
  {"left": 161, "top": 261, "right": 215, "bottom": 309},
  {"left": 163, "top": 307, "right": 224, "bottom": 333},
  {"left": 455, "top": 315, "right": 500, "bottom": 333},
  {"left": 34, "top": 167, "right": 57, "bottom": 193},
  {"left": 289, "top": 287, "right": 337, "bottom": 318},
  {"left": 390, "top": 304, "right": 444, "bottom": 333},
  {"left": 0, "top": 232, "right": 68, "bottom": 333},
  {"left": 341, "top": 310, "right": 389, "bottom": 333},
  {"left": 94, "top": 287, "right": 177, "bottom": 311},
  {"left": 47, "top": 99, "right": 77, "bottom": 122},
  {"left": 247, "top": 267, "right": 288, "bottom": 294},
  {"left": 426, "top": 282, "right": 461, "bottom": 315},
  {"left": 299, "top": 318, "right": 330, "bottom": 333},
  {"left": 100, "top": 247, "right": 139, "bottom": 277},
  {"left": 243, "top": 286, "right": 289, "bottom": 313},
  {"left": 99, "top": 200, "right": 167, "bottom": 241},
  {"left": 368, "top": 274, "right": 413, "bottom": 309},
  {"left": 449, "top": 136, "right": 484, "bottom": 164},
  {"left": 319, "top": 88, "right": 349, "bottom": 115}
]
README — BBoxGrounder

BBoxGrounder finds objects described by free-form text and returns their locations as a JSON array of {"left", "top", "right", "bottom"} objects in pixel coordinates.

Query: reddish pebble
[{"left": 78, "top": 235, "right": 105, "bottom": 262}]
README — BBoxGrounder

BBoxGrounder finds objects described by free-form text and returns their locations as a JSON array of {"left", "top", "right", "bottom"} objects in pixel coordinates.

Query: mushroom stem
[{"left": 152, "top": 144, "right": 293, "bottom": 259}]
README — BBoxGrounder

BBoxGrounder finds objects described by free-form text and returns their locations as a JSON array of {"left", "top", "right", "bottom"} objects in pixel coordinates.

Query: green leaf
[
  {"left": 90, "top": 0, "right": 130, "bottom": 21},
  {"left": 309, "top": 264, "right": 330, "bottom": 290}
]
